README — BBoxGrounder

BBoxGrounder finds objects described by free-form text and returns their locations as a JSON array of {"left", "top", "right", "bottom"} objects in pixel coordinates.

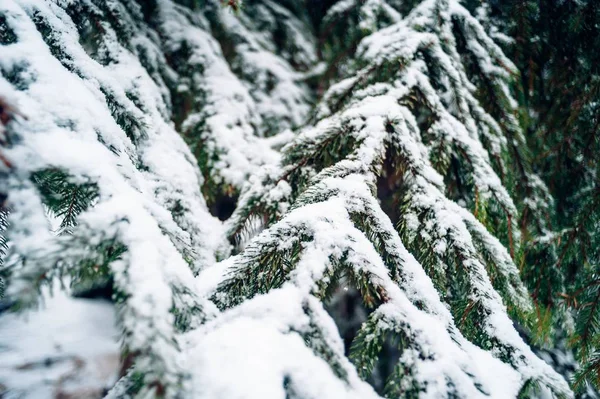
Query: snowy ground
[{"left": 0, "top": 290, "right": 119, "bottom": 398}]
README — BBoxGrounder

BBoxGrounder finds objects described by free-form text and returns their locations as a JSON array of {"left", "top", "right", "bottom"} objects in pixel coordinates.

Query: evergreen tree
[
  {"left": 0, "top": 0, "right": 313, "bottom": 395},
  {"left": 0, "top": 0, "right": 591, "bottom": 397},
  {"left": 468, "top": 0, "right": 600, "bottom": 392}
]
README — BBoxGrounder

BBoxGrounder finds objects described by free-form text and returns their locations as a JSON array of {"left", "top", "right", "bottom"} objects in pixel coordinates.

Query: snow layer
[
  {"left": 0, "top": 0, "right": 574, "bottom": 397},
  {"left": 226, "top": 0, "right": 572, "bottom": 397},
  {"left": 0, "top": 290, "right": 119, "bottom": 398}
]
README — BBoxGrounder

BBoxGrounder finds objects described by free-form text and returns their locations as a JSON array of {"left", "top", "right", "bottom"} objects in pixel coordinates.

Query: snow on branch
[{"left": 226, "top": 0, "right": 572, "bottom": 396}]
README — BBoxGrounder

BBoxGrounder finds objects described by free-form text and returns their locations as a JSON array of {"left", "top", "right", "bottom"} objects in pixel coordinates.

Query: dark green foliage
[
  {"left": 350, "top": 315, "right": 421, "bottom": 398},
  {"left": 182, "top": 121, "right": 238, "bottom": 218},
  {"left": 296, "top": 303, "right": 351, "bottom": 381},
  {"left": 64, "top": 0, "right": 135, "bottom": 66},
  {"left": 31, "top": 11, "right": 76, "bottom": 72},
  {"left": 100, "top": 87, "right": 148, "bottom": 145},
  {"left": 574, "top": 350, "right": 600, "bottom": 392},
  {"left": 0, "top": 169, "right": 121, "bottom": 308},
  {"left": 31, "top": 168, "right": 99, "bottom": 232},
  {"left": 2, "top": 231, "right": 127, "bottom": 311},
  {"left": 0, "top": 209, "right": 8, "bottom": 260},
  {"left": 70, "top": 238, "right": 126, "bottom": 299},
  {"left": 3, "top": 0, "right": 598, "bottom": 395},
  {"left": 282, "top": 125, "right": 360, "bottom": 196},
  {"left": 1, "top": 60, "right": 33, "bottom": 91},
  {"left": 221, "top": 2, "right": 573, "bottom": 389},
  {"left": 0, "top": 14, "right": 17, "bottom": 45},
  {"left": 0, "top": 209, "right": 7, "bottom": 297},
  {"left": 316, "top": 0, "right": 404, "bottom": 93},
  {"left": 215, "top": 231, "right": 307, "bottom": 308},
  {"left": 476, "top": 0, "right": 600, "bottom": 389}
]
